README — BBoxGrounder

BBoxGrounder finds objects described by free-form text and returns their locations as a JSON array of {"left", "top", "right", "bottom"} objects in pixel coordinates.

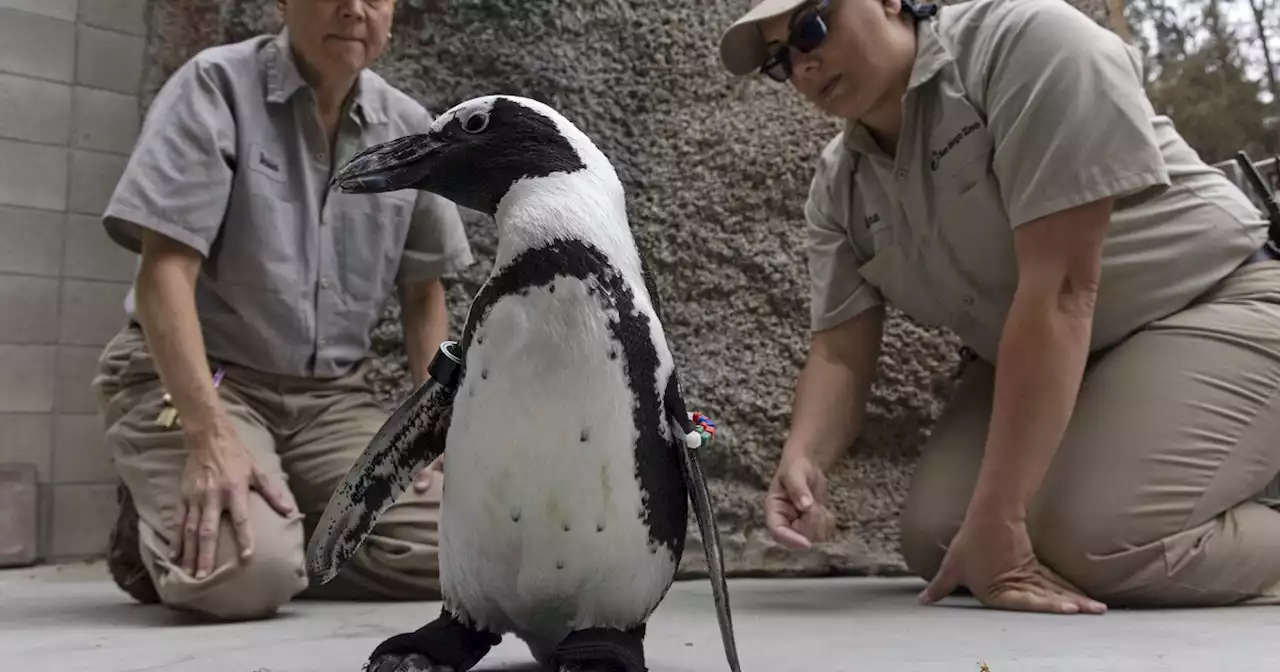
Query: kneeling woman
[{"left": 720, "top": 0, "right": 1280, "bottom": 613}]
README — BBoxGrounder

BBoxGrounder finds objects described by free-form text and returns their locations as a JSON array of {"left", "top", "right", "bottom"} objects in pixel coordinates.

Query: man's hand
[
  {"left": 412, "top": 455, "right": 444, "bottom": 494},
  {"left": 173, "top": 417, "right": 294, "bottom": 579},
  {"left": 763, "top": 454, "right": 835, "bottom": 549}
]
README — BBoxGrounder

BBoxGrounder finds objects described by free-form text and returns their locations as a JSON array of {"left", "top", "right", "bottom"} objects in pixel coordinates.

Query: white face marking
[{"left": 431, "top": 96, "right": 499, "bottom": 135}]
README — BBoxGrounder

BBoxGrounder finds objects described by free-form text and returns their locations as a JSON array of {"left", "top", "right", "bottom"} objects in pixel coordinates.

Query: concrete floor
[{"left": 4, "top": 561, "right": 1280, "bottom": 671}]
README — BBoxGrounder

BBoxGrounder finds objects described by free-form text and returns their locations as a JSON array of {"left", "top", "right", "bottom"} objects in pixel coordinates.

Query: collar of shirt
[
  {"left": 841, "top": 17, "right": 952, "bottom": 159},
  {"left": 261, "top": 27, "right": 388, "bottom": 127}
]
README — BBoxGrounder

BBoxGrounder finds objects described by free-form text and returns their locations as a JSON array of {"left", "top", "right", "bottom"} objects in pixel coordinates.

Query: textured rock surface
[{"left": 141, "top": 0, "right": 1117, "bottom": 578}]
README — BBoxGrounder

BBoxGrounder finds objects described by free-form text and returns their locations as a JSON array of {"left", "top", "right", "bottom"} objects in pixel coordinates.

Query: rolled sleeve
[
  {"left": 395, "top": 191, "right": 476, "bottom": 284},
  {"left": 982, "top": 0, "right": 1171, "bottom": 229},
  {"left": 102, "top": 57, "right": 236, "bottom": 256},
  {"left": 804, "top": 168, "right": 881, "bottom": 333}
]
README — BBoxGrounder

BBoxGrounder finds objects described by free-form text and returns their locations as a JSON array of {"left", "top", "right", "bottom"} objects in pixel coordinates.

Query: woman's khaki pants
[{"left": 902, "top": 259, "right": 1280, "bottom": 607}]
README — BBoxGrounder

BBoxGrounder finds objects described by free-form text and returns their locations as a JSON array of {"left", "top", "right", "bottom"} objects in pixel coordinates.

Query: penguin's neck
[{"left": 493, "top": 169, "right": 634, "bottom": 269}]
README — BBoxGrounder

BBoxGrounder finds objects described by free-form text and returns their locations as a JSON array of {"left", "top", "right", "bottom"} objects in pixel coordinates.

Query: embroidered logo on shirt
[{"left": 930, "top": 121, "right": 981, "bottom": 171}]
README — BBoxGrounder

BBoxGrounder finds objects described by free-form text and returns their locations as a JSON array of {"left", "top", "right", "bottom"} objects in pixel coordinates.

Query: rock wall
[{"left": 140, "top": 0, "right": 1118, "bottom": 578}]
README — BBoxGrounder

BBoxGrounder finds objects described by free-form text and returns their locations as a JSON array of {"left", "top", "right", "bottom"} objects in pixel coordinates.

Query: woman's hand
[
  {"left": 763, "top": 454, "right": 836, "bottom": 549},
  {"left": 919, "top": 510, "right": 1106, "bottom": 614}
]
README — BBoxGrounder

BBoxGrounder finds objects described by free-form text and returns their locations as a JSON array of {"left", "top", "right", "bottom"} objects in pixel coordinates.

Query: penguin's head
[{"left": 330, "top": 95, "right": 606, "bottom": 216}]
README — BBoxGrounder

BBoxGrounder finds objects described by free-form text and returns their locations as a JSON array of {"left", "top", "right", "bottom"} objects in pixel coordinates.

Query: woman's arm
[
  {"left": 765, "top": 144, "right": 886, "bottom": 546},
  {"left": 784, "top": 305, "right": 885, "bottom": 472},
  {"left": 921, "top": 0, "right": 1164, "bottom": 613},
  {"left": 963, "top": 0, "right": 1170, "bottom": 520},
  {"left": 967, "top": 197, "right": 1110, "bottom": 522},
  {"left": 766, "top": 305, "right": 884, "bottom": 548},
  {"left": 920, "top": 194, "right": 1113, "bottom": 614}
]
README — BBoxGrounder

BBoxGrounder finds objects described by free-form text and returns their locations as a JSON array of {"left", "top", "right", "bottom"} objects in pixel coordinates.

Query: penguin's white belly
[{"left": 438, "top": 277, "right": 678, "bottom": 644}]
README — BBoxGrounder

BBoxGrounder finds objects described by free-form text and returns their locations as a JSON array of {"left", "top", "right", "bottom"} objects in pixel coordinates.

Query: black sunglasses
[
  {"left": 760, "top": 0, "right": 834, "bottom": 83},
  {"left": 759, "top": 0, "right": 938, "bottom": 82}
]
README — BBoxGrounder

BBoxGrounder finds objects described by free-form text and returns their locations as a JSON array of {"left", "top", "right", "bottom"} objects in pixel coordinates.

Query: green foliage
[{"left": 1126, "top": 0, "right": 1280, "bottom": 163}]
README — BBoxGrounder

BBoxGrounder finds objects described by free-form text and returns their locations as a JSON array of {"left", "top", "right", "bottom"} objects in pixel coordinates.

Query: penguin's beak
[{"left": 329, "top": 133, "right": 445, "bottom": 194}]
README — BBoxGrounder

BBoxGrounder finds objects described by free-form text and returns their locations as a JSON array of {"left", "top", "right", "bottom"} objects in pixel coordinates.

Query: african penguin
[{"left": 306, "top": 94, "right": 741, "bottom": 672}]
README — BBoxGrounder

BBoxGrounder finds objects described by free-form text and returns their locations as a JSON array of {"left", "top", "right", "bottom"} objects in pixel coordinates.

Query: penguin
[{"left": 306, "top": 94, "right": 742, "bottom": 672}]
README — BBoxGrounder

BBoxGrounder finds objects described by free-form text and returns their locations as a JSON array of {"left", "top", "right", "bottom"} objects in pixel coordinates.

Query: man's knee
[
  {"left": 171, "top": 546, "right": 309, "bottom": 620},
  {"left": 316, "top": 478, "right": 443, "bottom": 601},
  {"left": 146, "top": 501, "right": 309, "bottom": 620}
]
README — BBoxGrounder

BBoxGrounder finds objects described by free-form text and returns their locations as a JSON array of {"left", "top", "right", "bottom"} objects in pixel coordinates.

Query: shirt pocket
[
  {"left": 336, "top": 190, "right": 416, "bottom": 302},
  {"left": 868, "top": 217, "right": 896, "bottom": 255},
  {"left": 856, "top": 243, "right": 948, "bottom": 328},
  {"left": 213, "top": 144, "right": 300, "bottom": 291},
  {"left": 933, "top": 148, "right": 1019, "bottom": 294}
]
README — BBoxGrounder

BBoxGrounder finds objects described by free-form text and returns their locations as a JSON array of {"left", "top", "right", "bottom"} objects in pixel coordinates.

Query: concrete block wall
[{"left": 0, "top": 0, "right": 147, "bottom": 562}]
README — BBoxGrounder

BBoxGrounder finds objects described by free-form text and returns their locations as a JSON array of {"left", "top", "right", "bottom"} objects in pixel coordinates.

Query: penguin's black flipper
[
  {"left": 305, "top": 340, "right": 464, "bottom": 585},
  {"left": 662, "top": 372, "right": 741, "bottom": 672},
  {"left": 640, "top": 251, "right": 741, "bottom": 672}
]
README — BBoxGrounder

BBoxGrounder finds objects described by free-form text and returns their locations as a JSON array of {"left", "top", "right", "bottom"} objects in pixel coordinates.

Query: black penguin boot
[
  {"left": 554, "top": 625, "right": 648, "bottom": 672},
  {"left": 365, "top": 607, "right": 501, "bottom": 672}
]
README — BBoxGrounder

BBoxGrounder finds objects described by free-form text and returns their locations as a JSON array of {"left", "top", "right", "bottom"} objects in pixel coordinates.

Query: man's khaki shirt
[
  {"left": 804, "top": 0, "right": 1268, "bottom": 363},
  {"left": 104, "top": 30, "right": 475, "bottom": 378}
]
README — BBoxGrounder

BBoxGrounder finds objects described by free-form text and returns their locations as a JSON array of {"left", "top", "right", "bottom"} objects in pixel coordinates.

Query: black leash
[{"left": 1233, "top": 151, "right": 1280, "bottom": 263}]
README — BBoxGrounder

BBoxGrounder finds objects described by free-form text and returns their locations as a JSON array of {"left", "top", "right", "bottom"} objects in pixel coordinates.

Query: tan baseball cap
[{"left": 718, "top": 0, "right": 813, "bottom": 76}]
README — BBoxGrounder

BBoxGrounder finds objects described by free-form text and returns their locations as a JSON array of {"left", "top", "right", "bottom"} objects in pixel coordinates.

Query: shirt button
[
  {"left": 320, "top": 277, "right": 330, "bottom": 289},
  {"left": 895, "top": 168, "right": 907, "bottom": 180},
  {"left": 962, "top": 295, "right": 974, "bottom": 306},
  {"left": 316, "top": 151, "right": 327, "bottom": 163}
]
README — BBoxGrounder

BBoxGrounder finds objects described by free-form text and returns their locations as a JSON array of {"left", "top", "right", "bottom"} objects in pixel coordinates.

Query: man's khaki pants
[
  {"left": 92, "top": 323, "right": 443, "bottom": 620},
  {"left": 901, "top": 258, "right": 1280, "bottom": 607}
]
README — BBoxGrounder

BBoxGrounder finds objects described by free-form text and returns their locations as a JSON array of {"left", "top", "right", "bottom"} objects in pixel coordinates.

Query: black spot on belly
[{"left": 459, "top": 238, "right": 688, "bottom": 557}]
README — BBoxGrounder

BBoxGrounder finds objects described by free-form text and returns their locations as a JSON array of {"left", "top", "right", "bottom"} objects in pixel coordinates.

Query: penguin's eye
[{"left": 461, "top": 112, "right": 489, "bottom": 134}]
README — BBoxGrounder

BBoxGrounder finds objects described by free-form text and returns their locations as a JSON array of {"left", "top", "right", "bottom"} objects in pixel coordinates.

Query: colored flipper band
[{"left": 684, "top": 411, "right": 717, "bottom": 449}]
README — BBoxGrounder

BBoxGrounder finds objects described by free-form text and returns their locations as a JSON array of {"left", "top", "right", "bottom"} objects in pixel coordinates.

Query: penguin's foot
[
  {"left": 365, "top": 608, "right": 501, "bottom": 672},
  {"left": 553, "top": 625, "right": 647, "bottom": 672}
]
